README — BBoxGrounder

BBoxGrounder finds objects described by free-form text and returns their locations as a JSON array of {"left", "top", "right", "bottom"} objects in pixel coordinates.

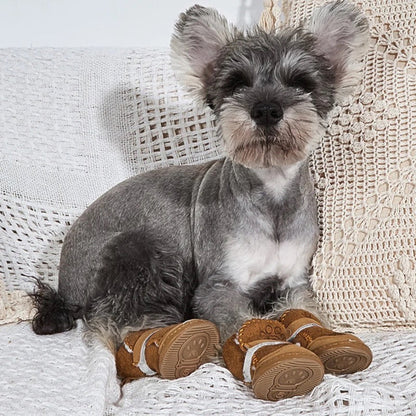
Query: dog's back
[{"left": 31, "top": 162, "right": 213, "bottom": 338}]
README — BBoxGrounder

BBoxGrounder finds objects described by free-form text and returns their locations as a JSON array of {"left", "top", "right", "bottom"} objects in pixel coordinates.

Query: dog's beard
[{"left": 220, "top": 98, "right": 324, "bottom": 168}]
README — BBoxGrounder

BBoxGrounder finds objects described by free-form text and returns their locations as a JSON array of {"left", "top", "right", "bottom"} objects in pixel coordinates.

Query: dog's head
[{"left": 171, "top": 1, "right": 369, "bottom": 169}]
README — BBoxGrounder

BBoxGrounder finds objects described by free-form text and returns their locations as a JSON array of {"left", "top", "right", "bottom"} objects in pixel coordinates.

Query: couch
[{"left": 1, "top": 1, "right": 416, "bottom": 414}]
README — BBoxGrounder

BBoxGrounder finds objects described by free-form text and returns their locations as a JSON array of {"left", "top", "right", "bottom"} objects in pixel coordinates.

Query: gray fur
[{"left": 31, "top": 1, "right": 369, "bottom": 346}]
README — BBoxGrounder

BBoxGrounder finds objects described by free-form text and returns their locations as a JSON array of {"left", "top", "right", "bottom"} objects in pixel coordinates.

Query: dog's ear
[
  {"left": 306, "top": 0, "right": 369, "bottom": 99},
  {"left": 170, "top": 5, "right": 238, "bottom": 105}
]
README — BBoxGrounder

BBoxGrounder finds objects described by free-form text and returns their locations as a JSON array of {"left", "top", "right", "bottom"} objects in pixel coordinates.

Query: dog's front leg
[
  {"left": 193, "top": 274, "right": 323, "bottom": 343},
  {"left": 192, "top": 276, "right": 255, "bottom": 342}
]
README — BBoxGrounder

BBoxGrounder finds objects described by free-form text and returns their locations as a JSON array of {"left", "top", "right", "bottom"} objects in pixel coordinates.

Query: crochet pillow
[{"left": 262, "top": 0, "right": 416, "bottom": 330}]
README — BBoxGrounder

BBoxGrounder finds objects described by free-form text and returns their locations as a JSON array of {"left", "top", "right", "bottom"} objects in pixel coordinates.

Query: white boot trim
[
  {"left": 135, "top": 329, "right": 159, "bottom": 376},
  {"left": 287, "top": 322, "right": 323, "bottom": 342},
  {"left": 243, "top": 341, "right": 290, "bottom": 383}
]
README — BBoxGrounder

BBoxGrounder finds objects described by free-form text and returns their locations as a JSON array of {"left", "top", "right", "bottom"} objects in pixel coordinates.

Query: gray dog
[{"left": 32, "top": 1, "right": 368, "bottom": 353}]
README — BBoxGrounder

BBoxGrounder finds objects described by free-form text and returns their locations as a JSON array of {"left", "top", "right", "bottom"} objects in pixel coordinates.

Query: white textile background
[{"left": 0, "top": 0, "right": 263, "bottom": 48}]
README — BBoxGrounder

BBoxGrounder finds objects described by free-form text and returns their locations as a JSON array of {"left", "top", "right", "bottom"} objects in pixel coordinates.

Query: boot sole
[
  {"left": 316, "top": 342, "right": 373, "bottom": 375},
  {"left": 309, "top": 334, "right": 373, "bottom": 375},
  {"left": 252, "top": 345, "right": 324, "bottom": 401},
  {"left": 158, "top": 319, "right": 220, "bottom": 380}
]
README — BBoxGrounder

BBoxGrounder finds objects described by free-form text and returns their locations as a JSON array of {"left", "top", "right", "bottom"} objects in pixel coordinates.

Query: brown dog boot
[
  {"left": 278, "top": 309, "right": 373, "bottom": 375},
  {"left": 222, "top": 319, "right": 324, "bottom": 401},
  {"left": 116, "top": 319, "right": 220, "bottom": 382}
]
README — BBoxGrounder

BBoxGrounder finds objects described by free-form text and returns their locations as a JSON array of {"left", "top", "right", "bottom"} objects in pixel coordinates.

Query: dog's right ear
[
  {"left": 305, "top": 0, "right": 369, "bottom": 100},
  {"left": 170, "top": 5, "right": 238, "bottom": 105}
]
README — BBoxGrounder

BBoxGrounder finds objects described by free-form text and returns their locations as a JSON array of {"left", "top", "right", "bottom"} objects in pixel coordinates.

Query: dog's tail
[{"left": 30, "top": 278, "right": 81, "bottom": 335}]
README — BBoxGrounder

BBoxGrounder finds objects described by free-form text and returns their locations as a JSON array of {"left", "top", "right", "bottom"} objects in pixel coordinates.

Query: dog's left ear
[
  {"left": 170, "top": 5, "right": 238, "bottom": 105},
  {"left": 306, "top": 0, "right": 369, "bottom": 99}
]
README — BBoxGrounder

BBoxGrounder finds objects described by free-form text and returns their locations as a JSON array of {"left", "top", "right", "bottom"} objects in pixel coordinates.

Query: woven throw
[
  {"left": 259, "top": 0, "right": 416, "bottom": 330},
  {"left": 0, "top": 48, "right": 220, "bottom": 325},
  {"left": 108, "top": 329, "right": 416, "bottom": 415},
  {"left": 0, "top": 321, "right": 120, "bottom": 416},
  {"left": 1, "top": 322, "right": 415, "bottom": 415}
]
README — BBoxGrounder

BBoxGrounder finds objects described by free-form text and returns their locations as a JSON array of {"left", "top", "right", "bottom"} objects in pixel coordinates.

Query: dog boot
[
  {"left": 222, "top": 319, "right": 324, "bottom": 401},
  {"left": 278, "top": 309, "right": 373, "bottom": 375},
  {"left": 116, "top": 319, "right": 220, "bottom": 382}
]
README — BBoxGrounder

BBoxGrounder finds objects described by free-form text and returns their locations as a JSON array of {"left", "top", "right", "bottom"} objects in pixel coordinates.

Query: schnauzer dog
[{"left": 32, "top": 1, "right": 368, "bottom": 354}]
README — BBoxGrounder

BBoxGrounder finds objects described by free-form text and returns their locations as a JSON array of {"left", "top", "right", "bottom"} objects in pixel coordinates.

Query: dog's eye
[
  {"left": 288, "top": 74, "right": 316, "bottom": 93},
  {"left": 224, "top": 72, "right": 251, "bottom": 95}
]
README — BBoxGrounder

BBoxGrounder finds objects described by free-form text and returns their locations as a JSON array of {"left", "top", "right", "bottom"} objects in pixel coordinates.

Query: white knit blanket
[
  {"left": 1, "top": 322, "right": 415, "bottom": 416},
  {"left": 1, "top": 43, "right": 415, "bottom": 414},
  {"left": 0, "top": 47, "right": 218, "bottom": 325}
]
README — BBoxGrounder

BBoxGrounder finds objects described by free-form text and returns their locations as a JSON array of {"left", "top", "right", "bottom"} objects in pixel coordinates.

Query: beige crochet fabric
[{"left": 263, "top": 0, "right": 416, "bottom": 329}]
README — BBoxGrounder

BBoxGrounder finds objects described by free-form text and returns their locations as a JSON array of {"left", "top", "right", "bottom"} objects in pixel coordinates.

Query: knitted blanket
[
  {"left": 1, "top": 322, "right": 415, "bottom": 415},
  {"left": 0, "top": 48, "right": 219, "bottom": 325}
]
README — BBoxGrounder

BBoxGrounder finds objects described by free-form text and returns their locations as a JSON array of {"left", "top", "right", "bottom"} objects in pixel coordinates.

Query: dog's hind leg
[
  {"left": 84, "top": 231, "right": 221, "bottom": 381},
  {"left": 261, "top": 284, "right": 329, "bottom": 327},
  {"left": 82, "top": 230, "right": 195, "bottom": 352}
]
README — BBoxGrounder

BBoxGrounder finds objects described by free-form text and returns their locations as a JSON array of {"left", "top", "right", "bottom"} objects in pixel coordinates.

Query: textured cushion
[{"left": 267, "top": 0, "right": 416, "bottom": 329}]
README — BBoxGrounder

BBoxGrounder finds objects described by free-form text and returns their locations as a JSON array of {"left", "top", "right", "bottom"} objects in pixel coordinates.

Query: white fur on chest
[{"left": 224, "top": 235, "right": 312, "bottom": 291}]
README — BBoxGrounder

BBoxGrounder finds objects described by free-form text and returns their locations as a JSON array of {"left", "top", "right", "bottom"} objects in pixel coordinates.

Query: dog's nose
[{"left": 250, "top": 103, "right": 283, "bottom": 127}]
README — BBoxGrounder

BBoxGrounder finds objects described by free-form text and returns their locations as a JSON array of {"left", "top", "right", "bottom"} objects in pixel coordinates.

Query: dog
[{"left": 31, "top": 1, "right": 368, "bottom": 349}]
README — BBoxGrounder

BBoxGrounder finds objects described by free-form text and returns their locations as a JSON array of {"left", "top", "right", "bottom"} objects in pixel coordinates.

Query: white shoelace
[
  {"left": 124, "top": 329, "right": 159, "bottom": 376},
  {"left": 287, "top": 322, "right": 323, "bottom": 342},
  {"left": 242, "top": 341, "right": 290, "bottom": 383}
]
